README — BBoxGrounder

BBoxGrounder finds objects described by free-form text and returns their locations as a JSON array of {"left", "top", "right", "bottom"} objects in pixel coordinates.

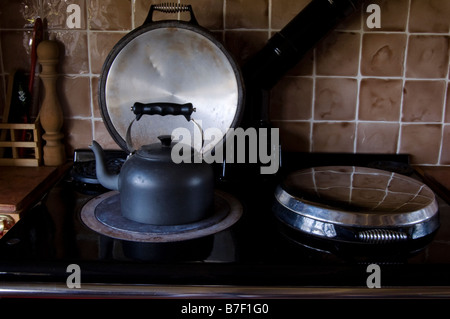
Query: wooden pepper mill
[{"left": 37, "top": 40, "right": 65, "bottom": 166}]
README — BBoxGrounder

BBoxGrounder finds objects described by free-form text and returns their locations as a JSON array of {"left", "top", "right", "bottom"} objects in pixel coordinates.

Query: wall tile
[
  {"left": 440, "top": 125, "right": 450, "bottom": 164},
  {"left": 402, "top": 81, "right": 445, "bottom": 123},
  {"left": 58, "top": 76, "right": 91, "bottom": 118},
  {"left": 270, "top": 77, "right": 312, "bottom": 121},
  {"left": 286, "top": 50, "right": 313, "bottom": 76},
  {"left": 135, "top": 0, "right": 178, "bottom": 24},
  {"left": 224, "top": 31, "right": 268, "bottom": 66},
  {"left": 363, "top": 0, "right": 408, "bottom": 32},
  {"left": 314, "top": 78, "right": 357, "bottom": 121},
  {"left": 409, "top": 0, "right": 450, "bottom": 33},
  {"left": 337, "top": 6, "right": 361, "bottom": 31},
  {"left": 50, "top": 31, "right": 89, "bottom": 74},
  {"left": 272, "top": 121, "right": 310, "bottom": 152},
  {"left": 89, "top": 32, "right": 127, "bottom": 74},
  {"left": 91, "top": 76, "right": 101, "bottom": 118},
  {"left": 0, "top": 0, "right": 87, "bottom": 29},
  {"left": 312, "top": 122, "right": 355, "bottom": 153},
  {"left": 271, "top": 0, "right": 310, "bottom": 30},
  {"left": 0, "top": 0, "right": 36, "bottom": 29},
  {"left": 88, "top": 0, "right": 132, "bottom": 30},
  {"left": 63, "top": 118, "right": 93, "bottom": 155},
  {"left": 46, "top": 0, "right": 87, "bottom": 30},
  {"left": 182, "top": 0, "right": 224, "bottom": 30},
  {"left": 316, "top": 31, "right": 360, "bottom": 76},
  {"left": 361, "top": 33, "right": 406, "bottom": 76},
  {"left": 134, "top": 0, "right": 152, "bottom": 26},
  {"left": 1, "top": 30, "right": 32, "bottom": 73},
  {"left": 356, "top": 122, "right": 399, "bottom": 153},
  {"left": 399, "top": 124, "right": 442, "bottom": 164},
  {"left": 406, "top": 36, "right": 449, "bottom": 79},
  {"left": 446, "top": 83, "right": 450, "bottom": 123},
  {"left": 226, "top": 0, "right": 268, "bottom": 29},
  {"left": 1, "top": 1, "right": 449, "bottom": 163},
  {"left": 94, "top": 120, "right": 121, "bottom": 149},
  {"left": 359, "top": 79, "right": 402, "bottom": 121}
]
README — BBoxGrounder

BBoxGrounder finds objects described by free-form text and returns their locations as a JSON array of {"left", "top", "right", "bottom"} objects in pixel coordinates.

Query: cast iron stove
[{"left": 1, "top": 151, "right": 450, "bottom": 298}]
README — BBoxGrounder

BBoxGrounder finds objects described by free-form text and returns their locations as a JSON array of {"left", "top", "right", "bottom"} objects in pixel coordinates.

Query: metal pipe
[{"left": 243, "top": 0, "right": 363, "bottom": 90}]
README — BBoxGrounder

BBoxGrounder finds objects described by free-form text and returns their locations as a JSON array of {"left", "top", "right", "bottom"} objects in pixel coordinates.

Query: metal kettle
[{"left": 90, "top": 103, "right": 214, "bottom": 226}]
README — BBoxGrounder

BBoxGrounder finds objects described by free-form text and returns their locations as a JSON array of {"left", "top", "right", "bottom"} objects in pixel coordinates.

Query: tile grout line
[
  {"left": 438, "top": 19, "right": 450, "bottom": 164},
  {"left": 353, "top": 8, "right": 364, "bottom": 154},
  {"left": 86, "top": 0, "right": 96, "bottom": 142},
  {"left": 396, "top": 0, "right": 411, "bottom": 156}
]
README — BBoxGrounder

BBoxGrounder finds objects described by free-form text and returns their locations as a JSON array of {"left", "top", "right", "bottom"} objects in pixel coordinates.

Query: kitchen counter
[{"left": 0, "top": 163, "right": 71, "bottom": 238}]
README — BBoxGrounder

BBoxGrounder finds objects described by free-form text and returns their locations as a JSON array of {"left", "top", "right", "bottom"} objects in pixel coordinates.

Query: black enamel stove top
[{"left": 1, "top": 151, "right": 450, "bottom": 297}]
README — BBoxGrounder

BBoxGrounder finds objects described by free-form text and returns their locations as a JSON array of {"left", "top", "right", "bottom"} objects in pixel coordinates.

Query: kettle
[{"left": 90, "top": 102, "right": 214, "bottom": 226}]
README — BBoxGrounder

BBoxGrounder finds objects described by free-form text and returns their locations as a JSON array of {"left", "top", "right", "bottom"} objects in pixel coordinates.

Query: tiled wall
[{"left": 0, "top": 0, "right": 449, "bottom": 165}]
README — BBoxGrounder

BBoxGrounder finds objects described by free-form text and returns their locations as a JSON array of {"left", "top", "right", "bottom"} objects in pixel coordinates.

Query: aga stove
[{"left": 1, "top": 151, "right": 450, "bottom": 298}]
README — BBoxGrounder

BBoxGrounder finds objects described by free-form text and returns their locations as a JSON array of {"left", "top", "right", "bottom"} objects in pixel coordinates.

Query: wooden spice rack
[{"left": 0, "top": 118, "right": 42, "bottom": 167}]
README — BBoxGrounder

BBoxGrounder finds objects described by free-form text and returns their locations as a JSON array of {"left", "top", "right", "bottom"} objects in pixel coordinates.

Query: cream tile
[
  {"left": 359, "top": 79, "right": 402, "bottom": 121},
  {"left": 271, "top": 121, "right": 310, "bottom": 152},
  {"left": 363, "top": 0, "right": 408, "bottom": 32},
  {"left": 270, "top": 77, "right": 313, "bottom": 121},
  {"left": 312, "top": 122, "right": 355, "bottom": 153},
  {"left": 0, "top": 0, "right": 449, "bottom": 166},
  {"left": 356, "top": 122, "right": 399, "bottom": 153},
  {"left": 63, "top": 118, "right": 93, "bottom": 156},
  {"left": 58, "top": 75, "right": 91, "bottom": 118},
  {"left": 226, "top": 0, "right": 268, "bottom": 29},
  {"left": 361, "top": 33, "right": 406, "bottom": 76},
  {"left": 399, "top": 124, "right": 442, "bottom": 164},
  {"left": 314, "top": 78, "right": 357, "bottom": 121},
  {"left": 316, "top": 31, "right": 360, "bottom": 76},
  {"left": 224, "top": 31, "right": 268, "bottom": 66},
  {"left": 409, "top": 0, "right": 450, "bottom": 33},
  {"left": 89, "top": 32, "right": 127, "bottom": 74},
  {"left": 440, "top": 125, "right": 450, "bottom": 164},
  {"left": 94, "top": 120, "right": 122, "bottom": 150},
  {"left": 406, "top": 36, "right": 449, "bottom": 78},
  {"left": 1, "top": 30, "right": 32, "bottom": 73},
  {"left": 402, "top": 81, "right": 445, "bottom": 123},
  {"left": 89, "top": 0, "right": 132, "bottom": 30},
  {"left": 49, "top": 31, "right": 89, "bottom": 74},
  {"left": 271, "top": 0, "right": 310, "bottom": 30}
]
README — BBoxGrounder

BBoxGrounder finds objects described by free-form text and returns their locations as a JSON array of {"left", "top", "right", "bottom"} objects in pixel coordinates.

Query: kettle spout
[{"left": 89, "top": 140, "right": 119, "bottom": 191}]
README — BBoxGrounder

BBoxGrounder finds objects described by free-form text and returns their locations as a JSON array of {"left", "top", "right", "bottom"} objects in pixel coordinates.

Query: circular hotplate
[
  {"left": 81, "top": 190, "right": 242, "bottom": 242},
  {"left": 274, "top": 166, "right": 439, "bottom": 244}
]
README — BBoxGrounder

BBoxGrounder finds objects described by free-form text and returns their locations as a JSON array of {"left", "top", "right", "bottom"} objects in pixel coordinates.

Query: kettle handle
[
  {"left": 132, "top": 102, "right": 195, "bottom": 121},
  {"left": 126, "top": 102, "right": 203, "bottom": 154}
]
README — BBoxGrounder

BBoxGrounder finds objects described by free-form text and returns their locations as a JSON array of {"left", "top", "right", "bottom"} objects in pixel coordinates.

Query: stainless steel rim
[
  {"left": 274, "top": 166, "right": 439, "bottom": 228},
  {"left": 274, "top": 185, "right": 439, "bottom": 227},
  {"left": 99, "top": 21, "right": 244, "bottom": 155}
]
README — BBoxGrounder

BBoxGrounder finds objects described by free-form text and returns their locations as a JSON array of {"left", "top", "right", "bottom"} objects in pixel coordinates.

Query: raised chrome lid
[
  {"left": 275, "top": 166, "right": 438, "bottom": 228},
  {"left": 99, "top": 21, "right": 244, "bottom": 155}
]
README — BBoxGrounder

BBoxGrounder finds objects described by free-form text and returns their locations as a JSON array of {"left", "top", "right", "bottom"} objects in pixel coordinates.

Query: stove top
[{"left": 2, "top": 152, "right": 450, "bottom": 297}]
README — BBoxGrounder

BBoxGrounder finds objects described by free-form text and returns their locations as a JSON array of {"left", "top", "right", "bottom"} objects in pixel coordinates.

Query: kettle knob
[{"left": 158, "top": 135, "right": 173, "bottom": 147}]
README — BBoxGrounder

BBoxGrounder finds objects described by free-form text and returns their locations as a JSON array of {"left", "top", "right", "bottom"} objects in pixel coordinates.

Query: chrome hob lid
[
  {"left": 273, "top": 166, "right": 439, "bottom": 244},
  {"left": 98, "top": 20, "right": 244, "bottom": 155}
]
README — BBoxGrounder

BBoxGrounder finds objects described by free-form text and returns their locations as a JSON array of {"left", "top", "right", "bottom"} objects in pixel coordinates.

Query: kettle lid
[{"left": 136, "top": 135, "right": 198, "bottom": 162}]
